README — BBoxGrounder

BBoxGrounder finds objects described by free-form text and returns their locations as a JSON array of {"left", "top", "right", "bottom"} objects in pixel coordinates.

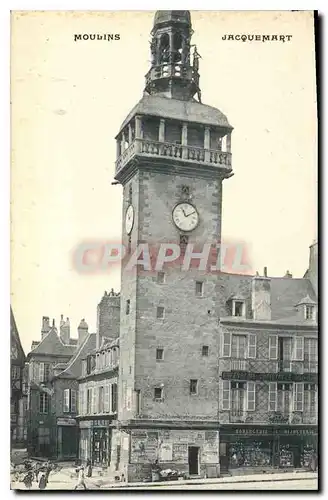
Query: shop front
[
  {"left": 57, "top": 418, "right": 78, "bottom": 460},
  {"left": 78, "top": 419, "right": 112, "bottom": 467},
  {"left": 219, "top": 425, "right": 318, "bottom": 472}
]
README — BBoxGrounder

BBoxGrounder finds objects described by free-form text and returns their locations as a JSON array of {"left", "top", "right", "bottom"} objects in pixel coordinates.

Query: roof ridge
[{"left": 56, "top": 333, "right": 95, "bottom": 377}]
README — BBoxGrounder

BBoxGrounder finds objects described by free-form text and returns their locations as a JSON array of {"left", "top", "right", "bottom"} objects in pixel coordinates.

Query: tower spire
[{"left": 145, "top": 10, "right": 201, "bottom": 102}]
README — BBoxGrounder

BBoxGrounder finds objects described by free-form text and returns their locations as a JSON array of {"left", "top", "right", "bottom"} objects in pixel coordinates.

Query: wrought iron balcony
[
  {"left": 219, "top": 410, "right": 317, "bottom": 425},
  {"left": 115, "top": 138, "right": 232, "bottom": 175},
  {"left": 219, "top": 358, "right": 318, "bottom": 378}
]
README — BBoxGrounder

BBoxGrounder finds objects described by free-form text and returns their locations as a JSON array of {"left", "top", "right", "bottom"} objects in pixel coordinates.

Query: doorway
[{"left": 188, "top": 446, "right": 199, "bottom": 475}]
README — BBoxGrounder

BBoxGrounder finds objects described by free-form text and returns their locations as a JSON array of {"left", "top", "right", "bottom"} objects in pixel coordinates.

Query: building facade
[{"left": 10, "top": 307, "right": 27, "bottom": 448}]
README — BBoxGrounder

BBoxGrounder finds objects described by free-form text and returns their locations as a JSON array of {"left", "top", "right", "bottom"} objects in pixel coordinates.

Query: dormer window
[
  {"left": 232, "top": 300, "right": 246, "bottom": 318},
  {"left": 305, "top": 305, "right": 315, "bottom": 320}
]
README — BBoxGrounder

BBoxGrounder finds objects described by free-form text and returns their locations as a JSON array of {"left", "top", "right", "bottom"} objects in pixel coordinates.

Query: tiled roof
[
  {"left": 27, "top": 327, "right": 77, "bottom": 359},
  {"left": 10, "top": 306, "right": 25, "bottom": 360},
  {"left": 55, "top": 333, "right": 97, "bottom": 379},
  {"left": 216, "top": 272, "right": 317, "bottom": 322},
  {"left": 118, "top": 95, "right": 232, "bottom": 135}
]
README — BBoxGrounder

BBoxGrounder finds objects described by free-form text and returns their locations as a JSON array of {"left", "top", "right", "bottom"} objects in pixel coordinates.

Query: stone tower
[{"left": 114, "top": 11, "right": 233, "bottom": 481}]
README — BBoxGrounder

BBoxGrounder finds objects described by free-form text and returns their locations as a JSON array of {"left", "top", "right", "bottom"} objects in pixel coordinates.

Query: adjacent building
[{"left": 10, "top": 307, "right": 27, "bottom": 448}]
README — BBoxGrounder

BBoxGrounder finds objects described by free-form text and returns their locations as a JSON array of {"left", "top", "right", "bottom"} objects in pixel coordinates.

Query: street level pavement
[{"left": 11, "top": 471, "right": 318, "bottom": 491}]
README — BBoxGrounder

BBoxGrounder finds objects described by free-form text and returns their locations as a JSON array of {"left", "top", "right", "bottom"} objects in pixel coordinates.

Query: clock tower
[{"left": 113, "top": 11, "right": 233, "bottom": 481}]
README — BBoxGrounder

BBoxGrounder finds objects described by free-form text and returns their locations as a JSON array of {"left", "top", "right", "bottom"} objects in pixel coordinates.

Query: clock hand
[
  {"left": 186, "top": 210, "right": 196, "bottom": 217},
  {"left": 181, "top": 208, "right": 187, "bottom": 217}
]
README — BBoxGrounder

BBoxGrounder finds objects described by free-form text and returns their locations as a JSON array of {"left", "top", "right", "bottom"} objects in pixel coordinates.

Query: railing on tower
[{"left": 115, "top": 138, "right": 232, "bottom": 174}]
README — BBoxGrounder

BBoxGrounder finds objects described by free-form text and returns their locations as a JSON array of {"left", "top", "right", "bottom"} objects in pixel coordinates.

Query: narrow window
[
  {"left": 126, "top": 299, "right": 130, "bottom": 315},
  {"left": 157, "top": 272, "right": 165, "bottom": 284},
  {"left": 39, "top": 393, "right": 49, "bottom": 414},
  {"left": 202, "top": 345, "right": 209, "bottom": 357},
  {"left": 190, "top": 379, "right": 198, "bottom": 395},
  {"left": 181, "top": 185, "right": 190, "bottom": 197},
  {"left": 156, "top": 306, "right": 165, "bottom": 319},
  {"left": 63, "top": 389, "right": 70, "bottom": 413},
  {"left": 305, "top": 305, "right": 315, "bottom": 320},
  {"left": 195, "top": 281, "right": 204, "bottom": 297},
  {"left": 70, "top": 389, "right": 77, "bottom": 413},
  {"left": 154, "top": 387, "right": 163, "bottom": 400},
  {"left": 156, "top": 348, "right": 164, "bottom": 361},
  {"left": 233, "top": 301, "right": 244, "bottom": 317},
  {"left": 129, "top": 185, "right": 132, "bottom": 204}
]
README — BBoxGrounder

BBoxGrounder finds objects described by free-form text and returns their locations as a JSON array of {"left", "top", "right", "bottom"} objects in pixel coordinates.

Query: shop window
[{"left": 202, "top": 345, "right": 209, "bottom": 357}]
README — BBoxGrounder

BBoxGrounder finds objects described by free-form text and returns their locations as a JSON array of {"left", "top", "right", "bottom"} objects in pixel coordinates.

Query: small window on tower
[
  {"left": 129, "top": 185, "right": 132, "bottom": 203},
  {"left": 157, "top": 272, "right": 165, "bottom": 284},
  {"left": 156, "top": 306, "right": 165, "bottom": 319},
  {"left": 126, "top": 299, "right": 130, "bottom": 315},
  {"left": 190, "top": 379, "right": 198, "bottom": 395},
  {"left": 181, "top": 185, "right": 190, "bottom": 197},
  {"left": 156, "top": 348, "right": 164, "bottom": 361},
  {"left": 195, "top": 281, "right": 204, "bottom": 297},
  {"left": 154, "top": 387, "right": 163, "bottom": 400},
  {"left": 202, "top": 345, "right": 209, "bottom": 357}
]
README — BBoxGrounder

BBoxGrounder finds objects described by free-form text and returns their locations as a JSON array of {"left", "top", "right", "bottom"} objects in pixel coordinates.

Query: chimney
[
  {"left": 41, "top": 316, "right": 50, "bottom": 340},
  {"left": 307, "top": 240, "right": 318, "bottom": 295},
  {"left": 78, "top": 319, "right": 89, "bottom": 346},
  {"left": 252, "top": 270, "right": 271, "bottom": 321},
  {"left": 60, "top": 317, "right": 70, "bottom": 344},
  {"left": 284, "top": 270, "right": 293, "bottom": 278},
  {"left": 96, "top": 290, "right": 120, "bottom": 349}
]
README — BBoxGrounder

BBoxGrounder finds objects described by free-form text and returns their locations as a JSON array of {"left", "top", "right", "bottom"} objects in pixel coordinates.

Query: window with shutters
[
  {"left": 87, "top": 389, "right": 92, "bottom": 414},
  {"left": 304, "top": 338, "right": 317, "bottom": 372},
  {"left": 79, "top": 388, "right": 84, "bottom": 415},
  {"left": 278, "top": 337, "right": 292, "bottom": 371},
  {"left": 304, "top": 384, "right": 317, "bottom": 416},
  {"left": 112, "top": 383, "right": 118, "bottom": 413},
  {"left": 277, "top": 383, "right": 292, "bottom": 414},
  {"left": 248, "top": 334, "right": 257, "bottom": 358},
  {"left": 293, "top": 383, "right": 304, "bottom": 412},
  {"left": 104, "top": 385, "right": 110, "bottom": 412},
  {"left": 231, "top": 335, "right": 247, "bottom": 359},
  {"left": 63, "top": 389, "right": 70, "bottom": 413},
  {"left": 39, "top": 393, "right": 49, "bottom": 414},
  {"left": 231, "top": 382, "right": 246, "bottom": 414},
  {"left": 269, "top": 336, "right": 278, "bottom": 360},
  {"left": 292, "top": 336, "right": 304, "bottom": 361},
  {"left": 247, "top": 382, "right": 256, "bottom": 411},
  {"left": 222, "top": 380, "right": 231, "bottom": 410},
  {"left": 71, "top": 389, "right": 77, "bottom": 413},
  {"left": 99, "top": 387, "right": 104, "bottom": 413},
  {"left": 222, "top": 332, "right": 231, "bottom": 357},
  {"left": 268, "top": 382, "right": 277, "bottom": 411}
]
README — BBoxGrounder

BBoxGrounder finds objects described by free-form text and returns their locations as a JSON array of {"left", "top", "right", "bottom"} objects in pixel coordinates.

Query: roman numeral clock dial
[{"left": 172, "top": 202, "right": 199, "bottom": 232}]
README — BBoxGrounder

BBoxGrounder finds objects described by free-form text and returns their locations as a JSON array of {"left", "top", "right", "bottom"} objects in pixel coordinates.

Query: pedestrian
[
  {"left": 38, "top": 472, "right": 47, "bottom": 490},
  {"left": 74, "top": 465, "right": 87, "bottom": 490},
  {"left": 44, "top": 461, "right": 52, "bottom": 485},
  {"left": 86, "top": 459, "right": 92, "bottom": 478},
  {"left": 23, "top": 471, "right": 33, "bottom": 490}
]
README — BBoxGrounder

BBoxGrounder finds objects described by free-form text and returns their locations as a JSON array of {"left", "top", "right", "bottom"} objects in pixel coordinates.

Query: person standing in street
[{"left": 74, "top": 465, "right": 87, "bottom": 490}]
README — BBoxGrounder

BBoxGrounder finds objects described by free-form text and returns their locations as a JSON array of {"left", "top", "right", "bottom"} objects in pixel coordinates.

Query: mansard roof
[
  {"left": 117, "top": 95, "right": 232, "bottom": 136},
  {"left": 27, "top": 327, "right": 76, "bottom": 359},
  {"left": 217, "top": 272, "right": 317, "bottom": 322}
]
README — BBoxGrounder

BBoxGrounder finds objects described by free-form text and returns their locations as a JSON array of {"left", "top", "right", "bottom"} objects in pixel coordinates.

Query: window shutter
[
  {"left": 222, "top": 332, "right": 231, "bottom": 357},
  {"left": 247, "top": 382, "right": 256, "bottom": 411},
  {"left": 293, "top": 337, "right": 304, "bottom": 361},
  {"left": 91, "top": 388, "right": 96, "bottom": 414},
  {"left": 248, "top": 334, "right": 257, "bottom": 359},
  {"left": 70, "top": 390, "right": 77, "bottom": 413},
  {"left": 79, "top": 388, "right": 83, "bottom": 415},
  {"left": 109, "top": 383, "right": 112, "bottom": 413},
  {"left": 222, "top": 380, "right": 231, "bottom": 410},
  {"left": 104, "top": 385, "right": 109, "bottom": 412},
  {"left": 268, "top": 382, "right": 277, "bottom": 411},
  {"left": 63, "top": 389, "right": 70, "bottom": 413},
  {"left": 293, "top": 383, "right": 304, "bottom": 412},
  {"left": 269, "top": 336, "right": 278, "bottom": 360},
  {"left": 39, "top": 363, "right": 45, "bottom": 383}
]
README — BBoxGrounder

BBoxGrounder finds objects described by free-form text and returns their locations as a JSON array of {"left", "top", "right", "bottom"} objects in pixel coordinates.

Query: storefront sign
[
  {"left": 222, "top": 371, "right": 318, "bottom": 383},
  {"left": 93, "top": 419, "right": 110, "bottom": 427},
  {"left": 159, "top": 442, "right": 173, "bottom": 462},
  {"left": 57, "top": 418, "right": 76, "bottom": 426},
  {"left": 173, "top": 444, "right": 188, "bottom": 463},
  {"left": 221, "top": 426, "right": 318, "bottom": 437}
]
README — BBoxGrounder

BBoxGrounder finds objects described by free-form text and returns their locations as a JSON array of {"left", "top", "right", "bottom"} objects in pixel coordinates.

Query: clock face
[
  {"left": 172, "top": 203, "right": 199, "bottom": 232},
  {"left": 125, "top": 205, "right": 134, "bottom": 235}
]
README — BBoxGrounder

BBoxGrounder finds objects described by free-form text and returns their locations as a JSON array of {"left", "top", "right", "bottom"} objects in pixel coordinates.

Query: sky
[{"left": 11, "top": 11, "right": 317, "bottom": 353}]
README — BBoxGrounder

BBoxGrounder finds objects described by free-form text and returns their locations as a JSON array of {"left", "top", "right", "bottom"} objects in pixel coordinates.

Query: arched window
[
  {"left": 173, "top": 32, "right": 182, "bottom": 63},
  {"left": 159, "top": 34, "right": 170, "bottom": 64}
]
